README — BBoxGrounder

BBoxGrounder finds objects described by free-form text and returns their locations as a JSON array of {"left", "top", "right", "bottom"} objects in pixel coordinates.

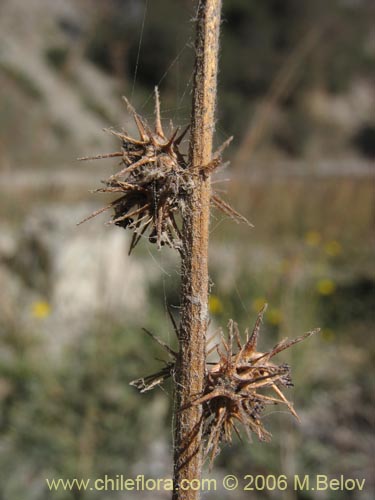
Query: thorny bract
[
  {"left": 131, "top": 305, "right": 319, "bottom": 466},
  {"left": 78, "top": 88, "right": 251, "bottom": 254}
]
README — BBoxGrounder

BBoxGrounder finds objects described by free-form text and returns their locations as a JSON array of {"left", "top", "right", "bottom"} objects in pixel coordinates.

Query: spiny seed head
[
  {"left": 130, "top": 304, "right": 319, "bottom": 466},
  {"left": 78, "top": 87, "right": 252, "bottom": 254}
]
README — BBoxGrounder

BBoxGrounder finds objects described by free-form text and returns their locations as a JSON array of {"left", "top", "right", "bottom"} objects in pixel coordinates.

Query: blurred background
[{"left": 0, "top": 0, "right": 374, "bottom": 499}]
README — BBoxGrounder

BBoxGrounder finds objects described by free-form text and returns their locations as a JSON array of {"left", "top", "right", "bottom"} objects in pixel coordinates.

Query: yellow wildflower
[
  {"left": 322, "top": 328, "right": 335, "bottom": 341},
  {"left": 267, "top": 308, "right": 283, "bottom": 326},
  {"left": 316, "top": 279, "right": 336, "bottom": 296},
  {"left": 31, "top": 301, "right": 51, "bottom": 319},
  {"left": 305, "top": 230, "right": 321, "bottom": 247},
  {"left": 251, "top": 297, "right": 267, "bottom": 313},
  {"left": 324, "top": 240, "right": 342, "bottom": 257},
  {"left": 209, "top": 295, "right": 223, "bottom": 315}
]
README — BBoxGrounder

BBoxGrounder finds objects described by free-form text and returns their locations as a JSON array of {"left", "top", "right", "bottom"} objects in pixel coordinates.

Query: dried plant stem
[{"left": 173, "top": 1, "right": 222, "bottom": 499}]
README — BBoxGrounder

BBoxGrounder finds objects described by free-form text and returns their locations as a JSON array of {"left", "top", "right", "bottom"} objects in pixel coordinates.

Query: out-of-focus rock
[{"left": 1, "top": 203, "right": 159, "bottom": 352}]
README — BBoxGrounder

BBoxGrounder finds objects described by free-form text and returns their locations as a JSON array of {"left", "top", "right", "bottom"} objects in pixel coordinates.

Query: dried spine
[
  {"left": 78, "top": 88, "right": 249, "bottom": 254},
  {"left": 131, "top": 305, "right": 319, "bottom": 467}
]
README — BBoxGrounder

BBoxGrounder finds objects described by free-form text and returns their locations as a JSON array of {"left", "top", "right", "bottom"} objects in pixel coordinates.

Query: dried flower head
[
  {"left": 130, "top": 305, "right": 319, "bottom": 466},
  {"left": 78, "top": 88, "right": 252, "bottom": 253}
]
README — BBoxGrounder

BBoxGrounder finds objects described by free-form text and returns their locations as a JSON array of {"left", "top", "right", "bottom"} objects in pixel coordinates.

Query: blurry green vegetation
[
  {"left": 86, "top": 0, "right": 193, "bottom": 86},
  {"left": 206, "top": 211, "right": 373, "bottom": 492},
  {"left": 1, "top": 0, "right": 373, "bottom": 164},
  {"left": 50, "top": 120, "right": 71, "bottom": 141},
  {"left": 0, "top": 318, "right": 170, "bottom": 499},
  {"left": 83, "top": 0, "right": 374, "bottom": 150},
  {"left": 0, "top": 61, "right": 44, "bottom": 101},
  {"left": 80, "top": 94, "right": 114, "bottom": 123},
  {"left": 45, "top": 47, "right": 70, "bottom": 71},
  {"left": 1, "top": 154, "right": 373, "bottom": 500}
]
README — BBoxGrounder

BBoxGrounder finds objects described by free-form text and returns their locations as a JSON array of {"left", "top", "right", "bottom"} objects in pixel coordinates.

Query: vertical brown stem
[{"left": 173, "top": 1, "right": 222, "bottom": 499}]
